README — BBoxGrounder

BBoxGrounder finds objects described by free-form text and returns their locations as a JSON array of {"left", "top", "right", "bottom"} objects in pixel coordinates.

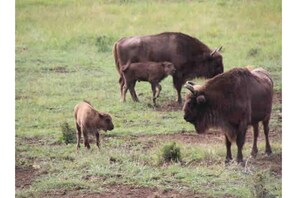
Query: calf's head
[
  {"left": 97, "top": 113, "right": 114, "bottom": 132},
  {"left": 183, "top": 81, "right": 209, "bottom": 134},
  {"left": 162, "top": 62, "right": 176, "bottom": 76}
]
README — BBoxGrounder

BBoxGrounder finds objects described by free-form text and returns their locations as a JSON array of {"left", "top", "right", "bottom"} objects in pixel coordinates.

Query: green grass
[{"left": 16, "top": 0, "right": 281, "bottom": 197}]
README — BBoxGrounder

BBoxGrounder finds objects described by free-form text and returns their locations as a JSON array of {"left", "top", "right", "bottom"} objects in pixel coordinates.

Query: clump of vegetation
[
  {"left": 251, "top": 171, "right": 272, "bottom": 198},
  {"left": 159, "top": 142, "right": 181, "bottom": 164},
  {"left": 95, "top": 35, "right": 114, "bottom": 52},
  {"left": 60, "top": 122, "right": 76, "bottom": 144}
]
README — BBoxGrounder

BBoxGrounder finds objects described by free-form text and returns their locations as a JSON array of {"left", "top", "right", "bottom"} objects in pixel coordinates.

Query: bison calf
[
  {"left": 74, "top": 101, "right": 114, "bottom": 151},
  {"left": 121, "top": 61, "right": 176, "bottom": 105},
  {"left": 183, "top": 67, "right": 273, "bottom": 163}
]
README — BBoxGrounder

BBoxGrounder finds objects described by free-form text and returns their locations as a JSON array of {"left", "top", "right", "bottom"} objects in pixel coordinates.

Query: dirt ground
[{"left": 15, "top": 93, "right": 282, "bottom": 197}]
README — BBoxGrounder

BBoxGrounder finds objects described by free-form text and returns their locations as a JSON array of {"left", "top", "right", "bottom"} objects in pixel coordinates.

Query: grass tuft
[
  {"left": 159, "top": 142, "right": 181, "bottom": 164},
  {"left": 60, "top": 122, "right": 76, "bottom": 144}
]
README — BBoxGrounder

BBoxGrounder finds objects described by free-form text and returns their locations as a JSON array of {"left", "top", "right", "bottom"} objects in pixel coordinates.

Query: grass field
[{"left": 16, "top": 0, "right": 282, "bottom": 197}]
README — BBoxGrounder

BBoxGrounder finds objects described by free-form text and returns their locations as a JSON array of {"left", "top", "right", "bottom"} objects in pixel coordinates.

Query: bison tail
[{"left": 113, "top": 42, "right": 121, "bottom": 75}]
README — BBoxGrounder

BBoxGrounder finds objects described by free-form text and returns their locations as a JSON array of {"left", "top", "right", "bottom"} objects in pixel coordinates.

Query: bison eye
[{"left": 106, "top": 118, "right": 111, "bottom": 123}]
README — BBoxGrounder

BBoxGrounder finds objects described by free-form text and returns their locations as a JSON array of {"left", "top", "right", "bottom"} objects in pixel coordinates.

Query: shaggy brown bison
[
  {"left": 74, "top": 101, "right": 114, "bottom": 151},
  {"left": 113, "top": 32, "right": 223, "bottom": 104},
  {"left": 121, "top": 61, "right": 176, "bottom": 105},
  {"left": 183, "top": 67, "right": 273, "bottom": 163}
]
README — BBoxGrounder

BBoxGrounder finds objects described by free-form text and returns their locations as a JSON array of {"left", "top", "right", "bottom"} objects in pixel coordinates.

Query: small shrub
[
  {"left": 60, "top": 122, "right": 76, "bottom": 144},
  {"left": 159, "top": 142, "right": 181, "bottom": 164},
  {"left": 95, "top": 35, "right": 113, "bottom": 52}
]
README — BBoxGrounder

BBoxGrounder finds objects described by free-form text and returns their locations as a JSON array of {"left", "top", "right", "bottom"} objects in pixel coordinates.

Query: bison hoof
[
  {"left": 225, "top": 158, "right": 233, "bottom": 164},
  {"left": 251, "top": 150, "right": 258, "bottom": 158},
  {"left": 265, "top": 151, "right": 272, "bottom": 156}
]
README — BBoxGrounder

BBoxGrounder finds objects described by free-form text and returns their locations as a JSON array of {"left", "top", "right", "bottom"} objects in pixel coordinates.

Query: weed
[
  {"left": 159, "top": 142, "right": 181, "bottom": 164},
  {"left": 60, "top": 122, "right": 76, "bottom": 144},
  {"left": 95, "top": 35, "right": 114, "bottom": 52}
]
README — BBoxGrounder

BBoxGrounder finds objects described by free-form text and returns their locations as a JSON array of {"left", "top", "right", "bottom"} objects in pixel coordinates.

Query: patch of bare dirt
[
  {"left": 15, "top": 166, "right": 38, "bottom": 189},
  {"left": 41, "top": 184, "right": 208, "bottom": 198},
  {"left": 135, "top": 131, "right": 224, "bottom": 145},
  {"left": 154, "top": 100, "right": 182, "bottom": 112}
]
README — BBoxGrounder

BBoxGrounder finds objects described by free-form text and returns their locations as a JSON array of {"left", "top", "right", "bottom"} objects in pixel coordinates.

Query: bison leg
[
  {"left": 82, "top": 130, "right": 90, "bottom": 149},
  {"left": 225, "top": 135, "right": 233, "bottom": 163},
  {"left": 119, "top": 76, "right": 125, "bottom": 98},
  {"left": 173, "top": 76, "right": 183, "bottom": 104},
  {"left": 263, "top": 120, "right": 272, "bottom": 155},
  {"left": 121, "top": 83, "right": 129, "bottom": 102},
  {"left": 155, "top": 84, "right": 162, "bottom": 98},
  {"left": 236, "top": 128, "right": 247, "bottom": 163},
  {"left": 129, "top": 81, "right": 139, "bottom": 102},
  {"left": 151, "top": 83, "right": 157, "bottom": 105},
  {"left": 76, "top": 123, "right": 81, "bottom": 151},
  {"left": 251, "top": 123, "right": 259, "bottom": 158},
  {"left": 95, "top": 131, "right": 100, "bottom": 150}
]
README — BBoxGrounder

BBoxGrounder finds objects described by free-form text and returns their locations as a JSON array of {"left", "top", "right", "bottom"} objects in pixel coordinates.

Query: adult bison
[
  {"left": 113, "top": 32, "right": 224, "bottom": 103},
  {"left": 183, "top": 67, "right": 273, "bottom": 163}
]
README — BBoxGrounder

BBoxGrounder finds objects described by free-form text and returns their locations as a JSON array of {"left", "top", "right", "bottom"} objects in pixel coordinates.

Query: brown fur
[
  {"left": 121, "top": 61, "right": 176, "bottom": 105},
  {"left": 183, "top": 67, "right": 273, "bottom": 163},
  {"left": 74, "top": 101, "right": 114, "bottom": 150},
  {"left": 113, "top": 32, "right": 224, "bottom": 103}
]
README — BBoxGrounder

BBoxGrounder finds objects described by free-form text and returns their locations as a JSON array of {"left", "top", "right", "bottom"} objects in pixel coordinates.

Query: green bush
[
  {"left": 60, "top": 122, "right": 76, "bottom": 145},
  {"left": 95, "top": 35, "right": 114, "bottom": 52},
  {"left": 159, "top": 142, "right": 181, "bottom": 164}
]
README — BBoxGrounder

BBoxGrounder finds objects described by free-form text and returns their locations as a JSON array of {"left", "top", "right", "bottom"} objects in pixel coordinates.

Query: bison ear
[
  {"left": 98, "top": 113, "right": 104, "bottom": 119},
  {"left": 196, "top": 95, "right": 206, "bottom": 104}
]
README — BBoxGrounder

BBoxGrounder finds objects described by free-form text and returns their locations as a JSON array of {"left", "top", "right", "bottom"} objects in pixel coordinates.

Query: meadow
[{"left": 16, "top": 0, "right": 282, "bottom": 197}]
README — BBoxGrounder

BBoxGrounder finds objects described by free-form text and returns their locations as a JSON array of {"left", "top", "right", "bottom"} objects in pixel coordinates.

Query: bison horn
[
  {"left": 184, "top": 81, "right": 195, "bottom": 93},
  {"left": 186, "top": 81, "right": 196, "bottom": 86},
  {"left": 210, "top": 46, "right": 223, "bottom": 57}
]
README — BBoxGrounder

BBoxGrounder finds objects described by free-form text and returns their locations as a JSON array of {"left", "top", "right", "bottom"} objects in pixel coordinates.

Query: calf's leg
[
  {"left": 76, "top": 123, "right": 82, "bottom": 151},
  {"left": 151, "top": 83, "right": 157, "bottom": 105},
  {"left": 95, "top": 131, "right": 100, "bottom": 149},
  {"left": 129, "top": 81, "right": 139, "bottom": 102},
  {"left": 82, "top": 130, "right": 90, "bottom": 149},
  {"left": 155, "top": 83, "right": 162, "bottom": 98}
]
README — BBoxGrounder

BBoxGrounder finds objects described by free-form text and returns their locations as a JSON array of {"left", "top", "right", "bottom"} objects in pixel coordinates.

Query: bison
[
  {"left": 74, "top": 101, "right": 114, "bottom": 151},
  {"left": 113, "top": 32, "right": 224, "bottom": 104},
  {"left": 121, "top": 61, "right": 176, "bottom": 105},
  {"left": 183, "top": 67, "right": 273, "bottom": 163}
]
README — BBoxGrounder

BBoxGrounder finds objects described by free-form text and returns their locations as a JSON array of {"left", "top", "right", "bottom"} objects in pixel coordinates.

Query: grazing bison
[
  {"left": 74, "top": 101, "right": 114, "bottom": 151},
  {"left": 121, "top": 61, "right": 176, "bottom": 105},
  {"left": 183, "top": 67, "right": 273, "bottom": 163},
  {"left": 113, "top": 32, "right": 224, "bottom": 103}
]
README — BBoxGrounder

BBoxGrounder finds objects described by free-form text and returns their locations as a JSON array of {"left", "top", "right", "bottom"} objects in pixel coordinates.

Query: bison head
[
  {"left": 197, "top": 46, "right": 224, "bottom": 78},
  {"left": 183, "top": 81, "right": 210, "bottom": 134},
  {"left": 162, "top": 61, "right": 176, "bottom": 76},
  {"left": 98, "top": 113, "right": 114, "bottom": 132}
]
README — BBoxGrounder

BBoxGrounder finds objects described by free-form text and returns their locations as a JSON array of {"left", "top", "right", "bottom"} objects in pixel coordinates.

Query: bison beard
[
  {"left": 113, "top": 32, "right": 223, "bottom": 103},
  {"left": 183, "top": 67, "right": 273, "bottom": 163}
]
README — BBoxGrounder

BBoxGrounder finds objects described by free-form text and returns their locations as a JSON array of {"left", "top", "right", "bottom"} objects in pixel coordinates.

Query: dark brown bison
[
  {"left": 74, "top": 101, "right": 114, "bottom": 151},
  {"left": 113, "top": 32, "right": 224, "bottom": 103},
  {"left": 121, "top": 61, "right": 176, "bottom": 105},
  {"left": 183, "top": 67, "right": 273, "bottom": 163}
]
